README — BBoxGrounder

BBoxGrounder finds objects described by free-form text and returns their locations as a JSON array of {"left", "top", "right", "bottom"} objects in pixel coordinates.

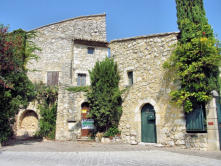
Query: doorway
[{"left": 141, "top": 104, "right": 157, "bottom": 143}]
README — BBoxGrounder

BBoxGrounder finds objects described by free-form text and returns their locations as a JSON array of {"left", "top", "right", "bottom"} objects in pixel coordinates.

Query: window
[
  {"left": 186, "top": 105, "right": 207, "bottom": 133},
  {"left": 47, "top": 71, "right": 59, "bottom": 86},
  {"left": 77, "top": 74, "right": 86, "bottom": 86},
  {"left": 88, "top": 47, "right": 95, "bottom": 54},
  {"left": 128, "top": 71, "right": 133, "bottom": 86}
]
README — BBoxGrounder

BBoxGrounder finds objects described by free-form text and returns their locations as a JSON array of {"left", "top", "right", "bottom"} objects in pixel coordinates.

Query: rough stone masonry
[{"left": 14, "top": 14, "right": 220, "bottom": 151}]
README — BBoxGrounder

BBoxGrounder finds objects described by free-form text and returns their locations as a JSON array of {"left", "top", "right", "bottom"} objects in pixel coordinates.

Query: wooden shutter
[
  {"left": 47, "top": 71, "right": 59, "bottom": 86},
  {"left": 186, "top": 106, "right": 206, "bottom": 132},
  {"left": 52, "top": 72, "right": 59, "bottom": 86},
  {"left": 47, "top": 72, "right": 53, "bottom": 86}
]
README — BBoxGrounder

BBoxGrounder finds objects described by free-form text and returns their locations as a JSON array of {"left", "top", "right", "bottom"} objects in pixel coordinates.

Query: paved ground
[{"left": 0, "top": 139, "right": 221, "bottom": 166}]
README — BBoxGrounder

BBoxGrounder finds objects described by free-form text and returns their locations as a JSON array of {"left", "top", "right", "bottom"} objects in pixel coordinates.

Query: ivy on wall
[
  {"left": 34, "top": 83, "right": 58, "bottom": 140},
  {"left": 66, "top": 86, "right": 89, "bottom": 93},
  {"left": 164, "top": 0, "right": 221, "bottom": 112}
]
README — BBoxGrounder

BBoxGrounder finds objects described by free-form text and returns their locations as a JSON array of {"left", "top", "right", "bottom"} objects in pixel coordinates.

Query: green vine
[
  {"left": 66, "top": 86, "right": 90, "bottom": 93},
  {"left": 34, "top": 82, "right": 58, "bottom": 139},
  {"left": 164, "top": 0, "right": 221, "bottom": 112}
]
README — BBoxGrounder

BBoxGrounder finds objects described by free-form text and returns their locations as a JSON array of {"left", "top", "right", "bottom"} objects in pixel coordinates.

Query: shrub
[
  {"left": 0, "top": 27, "right": 38, "bottom": 143},
  {"left": 103, "top": 127, "right": 121, "bottom": 137},
  {"left": 87, "top": 58, "right": 122, "bottom": 132}
]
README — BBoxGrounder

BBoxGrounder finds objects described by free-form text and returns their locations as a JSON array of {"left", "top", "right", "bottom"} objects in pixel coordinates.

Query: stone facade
[
  {"left": 109, "top": 33, "right": 188, "bottom": 146},
  {"left": 17, "top": 14, "right": 108, "bottom": 140},
  {"left": 27, "top": 14, "right": 107, "bottom": 84},
  {"left": 15, "top": 14, "right": 221, "bottom": 151}
]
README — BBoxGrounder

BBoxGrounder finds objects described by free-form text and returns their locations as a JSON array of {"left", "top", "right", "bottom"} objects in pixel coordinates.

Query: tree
[
  {"left": 164, "top": 0, "right": 221, "bottom": 112},
  {"left": 0, "top": 26, "right": 38, "bottom": 143},
  {"left": 87, "top": 58, "right": 122, "bottom": 132}
]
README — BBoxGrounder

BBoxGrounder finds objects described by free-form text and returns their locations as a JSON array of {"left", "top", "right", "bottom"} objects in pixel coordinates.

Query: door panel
[{"left": 141, "top": 104, "right": 156, "bottom": 143}]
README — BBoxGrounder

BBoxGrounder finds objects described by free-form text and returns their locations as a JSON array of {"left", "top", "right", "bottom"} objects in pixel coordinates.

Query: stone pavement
[{"left": 0, "top": 140, "right": 221, "bottom": 166}]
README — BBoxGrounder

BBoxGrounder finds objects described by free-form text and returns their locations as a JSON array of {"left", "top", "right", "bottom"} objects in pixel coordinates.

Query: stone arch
[
  {"left": 134, "top": 98, "right": 160, "bottom": 143},
  {"left": 17, "top": 110, "right": 39, "bottom": 137}
]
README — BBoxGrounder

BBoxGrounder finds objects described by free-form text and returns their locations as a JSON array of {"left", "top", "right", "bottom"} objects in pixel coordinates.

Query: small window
[
  {"left": 47, "top": 71, "right": 59, "bottom": 86},
  {"left": 186, "top": 105, "right": 207, "bottom": 133},
  {"left": 128, "top": 71, "right": 133, "bottom": 86},
  {"left": 77, "top": 74, "right": 86, "bottom": 86},
  {"left": 88, "top": 47, "right": 95, "bottom": 54}
]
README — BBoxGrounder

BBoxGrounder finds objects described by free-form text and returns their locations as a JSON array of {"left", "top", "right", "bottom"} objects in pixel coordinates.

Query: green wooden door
[
  {"left": 141, "top": 104, "right": 156, "bottom": 143},
  {"left": 216, "top": 97, "right": 221, "bottom": 150}
]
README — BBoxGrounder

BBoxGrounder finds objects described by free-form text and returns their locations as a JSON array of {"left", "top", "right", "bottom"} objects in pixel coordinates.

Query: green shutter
[{"left": 186, "top": 106, "right": 206, "bottom": 132}]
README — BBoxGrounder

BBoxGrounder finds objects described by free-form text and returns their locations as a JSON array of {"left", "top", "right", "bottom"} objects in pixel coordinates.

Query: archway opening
[
  {"left": 141, "top": 103, "right": 157, "bottom": 143},
  {"left": 19, "top": 110, "right": 38, "bottom": 137}
]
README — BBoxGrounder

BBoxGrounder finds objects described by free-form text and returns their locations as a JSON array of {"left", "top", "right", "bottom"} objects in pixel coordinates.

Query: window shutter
[
  {"left": 47, "top": 71, "right": 59, "bottom": 86},
  {"left": 186, "top": 106, "right": 206, "bottom": 132},
  {"left": 77, "top": 74, "right": 81, "bottom": 86},
  {"left": 47, "top": 72, "right": 53, "bottom": 86},
  {"left": 82, "top": 74, "right": 86, "bottom": 86},
  {"left": 52, "top": 72, "right": 59, "bottom": 85}
]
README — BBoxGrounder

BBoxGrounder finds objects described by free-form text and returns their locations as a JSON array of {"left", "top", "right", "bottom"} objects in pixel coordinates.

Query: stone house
[{"left": 15, "top": 14, "right": 221, "bottom": 151}]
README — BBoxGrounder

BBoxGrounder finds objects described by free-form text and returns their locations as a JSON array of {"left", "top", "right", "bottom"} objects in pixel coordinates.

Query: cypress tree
[
  {"left": 164, "top": 0, "right": 221, "bottom": 112},
  {"left": 87, "top": 58, "right": 122, "bottom": 132}
]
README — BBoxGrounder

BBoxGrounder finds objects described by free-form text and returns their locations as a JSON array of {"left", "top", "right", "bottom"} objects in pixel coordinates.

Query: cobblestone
[
  {"left": 1, "top": 140, "right": 221, "bottom": 166},
  {"left": 0, "top": 150, "right": 220, "bottom": 166}
]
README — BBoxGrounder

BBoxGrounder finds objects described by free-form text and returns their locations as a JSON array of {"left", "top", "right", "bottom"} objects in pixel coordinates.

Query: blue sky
[{"left": 1, "top": 0, "right": 221, "bottom": 41}]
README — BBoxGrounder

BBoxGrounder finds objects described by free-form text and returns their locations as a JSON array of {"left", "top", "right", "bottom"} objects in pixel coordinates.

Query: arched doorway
[
  {"left": 19, "top": 110, "right": 38, "bottom": 137},
  {"left": 141, "top": 104, "right": 157, "bottom": 143}
]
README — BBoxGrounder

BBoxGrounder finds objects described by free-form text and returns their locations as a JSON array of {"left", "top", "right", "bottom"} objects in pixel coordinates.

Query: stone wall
[
  {"left": 24, "top": 14, "right": 108, "bottom": 140},
  {"left": 15, "top": 102, "right": 39, "bottom": 137},
  {"left": 185, "top": 133, "right": 208, "bottom": 150},
  {"left": 109, "top": 32, "right": 187, "bottom": 146},
  {"left": 27, "top": 14, "right": 107, "bottom": 84},
  {"left": 72, "top": 43, "right": 108, "bottom": 86},
  {"left": 56, "top": 85, "right": 87, "bottom": 140}
]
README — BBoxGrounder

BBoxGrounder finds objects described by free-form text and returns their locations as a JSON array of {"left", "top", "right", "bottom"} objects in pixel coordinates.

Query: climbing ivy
[
  {"left": 34, "top": 83, "right": 58, "bottom": 140},
  {"left": 66, "top": 86, "right": 90, "bottom": 93},
  {"left": 164, "top": 0, "right": 221, "bottom": 112}
]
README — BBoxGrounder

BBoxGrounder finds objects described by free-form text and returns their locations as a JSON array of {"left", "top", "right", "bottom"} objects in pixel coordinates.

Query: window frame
[
  {"left": 87, "top": 47, "right": 95, "bottom": 54},
  {"left": 77, "top": 73, "right": 86, "bottom": 86}
]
